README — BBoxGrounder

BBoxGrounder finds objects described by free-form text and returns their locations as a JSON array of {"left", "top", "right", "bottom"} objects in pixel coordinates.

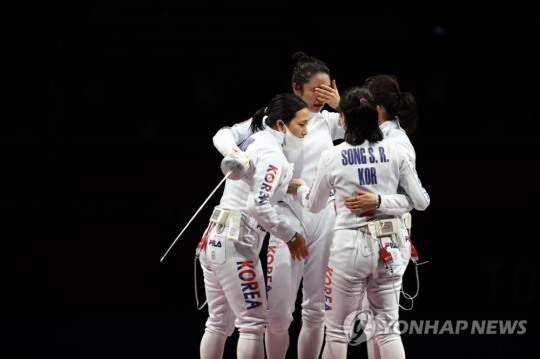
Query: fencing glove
[{"left": 221, "top": 151, "right": 251, "bottom": 180}]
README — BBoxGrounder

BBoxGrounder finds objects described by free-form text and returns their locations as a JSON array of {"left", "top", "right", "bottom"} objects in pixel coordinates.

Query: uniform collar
[
  {"left": 264, "top": 126, "right": 285, "bottom": 145},
  {"left": 379, "top": 119, "right": 401, "bottom": 136}
]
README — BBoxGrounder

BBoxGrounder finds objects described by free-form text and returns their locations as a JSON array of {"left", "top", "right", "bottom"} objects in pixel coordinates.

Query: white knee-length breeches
[
  {"left": 199, "top": 212, "right": 268, "bottom": 337},
  {"left": 324, "top": 228, "right": 408, "bottom": 344},
  {"left": 266, "top": 200, "right": 336, "bottom": 332}
]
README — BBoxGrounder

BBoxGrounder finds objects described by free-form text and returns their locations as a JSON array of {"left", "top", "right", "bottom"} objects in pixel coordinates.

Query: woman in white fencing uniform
[
  {"left": 198, "top": 93, "right": 310, "bottom": 359},
  {"left": 291, "top": 85, "right": 430, "bottom": 359},
  {"left": 343, "top": 74, "right": 423, "bottom": 359},
  {"left": 213, "top": 51, "right": 344, "bottom": 359}
]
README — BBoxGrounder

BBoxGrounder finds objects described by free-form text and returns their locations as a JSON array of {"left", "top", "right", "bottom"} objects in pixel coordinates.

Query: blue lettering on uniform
[
  {"left": 357, "top": 167, "right": 377, "bottom": 185},
  {"left": 378, "top": 146, "right": 388, "bottom": 163},
  {"left": 341, "top": 148, "right": 366, "bottom": 165},
  {"left": 368, "top": 147, "right": 376, "bottom": 163},
  {"left": 237, "top": 260, "right": 263, "bottom": 309},
  {"left": 239, "top": 137, "right": 255, "bottom": 151},
  {"left": 258, "top": 165, "right": 278, "bottom": 204},
  {"left": 266, "top": 245, "right": 276, "bottom": 292},
  {"left": 325, "top": 267, "right": 333, "bottom": 311}
]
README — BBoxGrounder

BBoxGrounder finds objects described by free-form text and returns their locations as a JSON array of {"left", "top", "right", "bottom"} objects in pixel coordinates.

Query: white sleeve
[
  {"left": 378, "top": 134, "right": 417, "bottom": 215},
  {"left": 247, "top": 149, "right": 296, "bottom": 242},
  {"left": 212, "top": 118, "right": 253, "bottom": 157},
  {"left": 379, "top": 193, "right": 414, "bottom": 216},
  {"left": 322, "top": 110, "right": 345, "bottom": 141},
  {"left": 398, "top": 156, "right": 430, "bottom": 211},
  {"left": 395, "top": 133, "right": 416, "bottom": 165},
  {"left": 296, "top": 152, "right": 333, "bottom": 214}
]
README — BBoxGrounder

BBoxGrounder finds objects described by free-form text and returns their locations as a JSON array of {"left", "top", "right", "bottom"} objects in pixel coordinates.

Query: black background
[{"left": 2, "top": 1, "right": 537, "bottom": 358}]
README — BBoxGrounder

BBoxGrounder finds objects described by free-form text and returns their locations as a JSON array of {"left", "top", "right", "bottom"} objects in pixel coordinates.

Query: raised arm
[{"left": 212, "top": 118, "right": 254, "bottom": 157}]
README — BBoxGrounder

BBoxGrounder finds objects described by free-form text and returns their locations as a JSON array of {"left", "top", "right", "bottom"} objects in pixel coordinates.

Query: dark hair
[
  {"left": 363, "top": 74, "right": 419, "bottom": 135},
  {"left": 250, "top": 93, "right": 307, "bottom": 133},
  {"left": 290, "top": 51, "right": 330, "bottom": 94},
  {"left": 339, "top": 86, "right": 382, "bottom": 146}
]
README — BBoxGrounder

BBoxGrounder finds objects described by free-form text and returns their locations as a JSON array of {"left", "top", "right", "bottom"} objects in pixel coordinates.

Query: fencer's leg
[
  {"left": 237, "top": 333, "right": 264, "bottom": 359},
  {"left": 297, "top": 203, "right": 335, "bottom": 358},
  {"left": 367, "top": 338, "right": 381, "bottom": 359},
  {"left": 361, "top": 294, "right": 381, "bottom": 359},
  {"left": 199, "top": 263, "right": 232, "bottom": 359},
  {"left": 321, "top": 335, "right": 348, "bottom": 359},
  {"left": 297, "top": 319, "right": 325, "bottom": 359},
  {"left": 200, "top": 329, "right": 227, "bottom": 359},
  {"left": 375, "top": 334, "right": 405, "bottom": 359},
  {"left": 265, "top": 228, "right": 300, "bottom": 359},
  {"left": 265, "top": 327, "right": 289, "bottom": 359},
  {"left": 322, "top": 228, "right": 368, "bottom": 359},
  {"left": 368, "top": 246, "right": 406, "bottom": 359}
]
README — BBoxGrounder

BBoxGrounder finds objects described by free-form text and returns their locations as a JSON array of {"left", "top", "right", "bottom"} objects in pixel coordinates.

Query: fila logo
[{"left": 209, "top": 240, "right": 222, "bottom": 247}]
